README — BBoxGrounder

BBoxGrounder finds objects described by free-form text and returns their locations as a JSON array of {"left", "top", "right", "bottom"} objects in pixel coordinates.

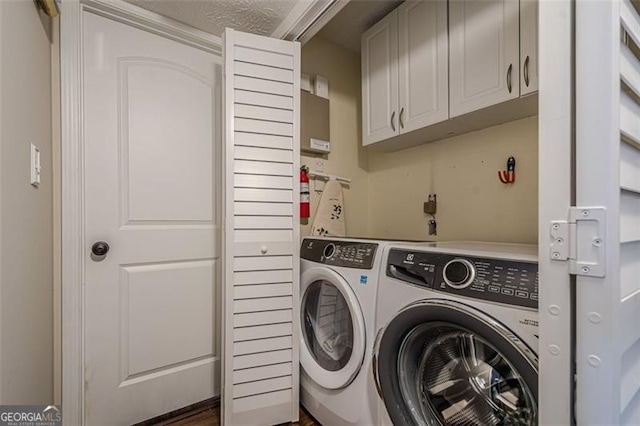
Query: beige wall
[
  {"left": 300, "top": 37, "right": 370, "bottom": 237},
  {"left": 368, "top": 117, "right": 538, "bottom": 243},
  {"left": 301, "top": 36, "right": 538, "bottom": 244},
  {"left": 0, "top": 0, "right": 54, "bottom": 404}
]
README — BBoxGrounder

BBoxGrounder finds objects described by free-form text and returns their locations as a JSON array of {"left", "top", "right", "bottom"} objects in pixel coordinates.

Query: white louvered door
[
  {"left": 572, "top": 0, "right": 640, "bottom": 423},
  {"left": 222, "top": 29, "right": 300, "bottom": 426}
]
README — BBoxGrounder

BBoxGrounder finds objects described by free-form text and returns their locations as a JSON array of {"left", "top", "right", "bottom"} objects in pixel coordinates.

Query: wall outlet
[{"left": 314, "top": 157, "right": 324, "bottom": 172}]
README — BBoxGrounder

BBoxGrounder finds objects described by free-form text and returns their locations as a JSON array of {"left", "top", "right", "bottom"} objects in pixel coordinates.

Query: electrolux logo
[{"left": 0, "top": 405, "right": 62, "bottom": 426}]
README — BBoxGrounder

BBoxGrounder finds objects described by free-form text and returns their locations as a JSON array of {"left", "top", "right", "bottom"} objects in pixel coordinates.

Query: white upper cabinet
[
  {"left": 398, "top": 0, "right": 449, "bottom": 133},
  {"left": 361, "top": 0, "right": 536, "bottom": 149},
  {"left": 449, "top": 0, "right": 520, "bottom": 117},
  {"left": 520, "top": 0, "right": 538, "bottom": 95},
  {"left": 362, "top": 10, "right": 399, "bottom": 146}
]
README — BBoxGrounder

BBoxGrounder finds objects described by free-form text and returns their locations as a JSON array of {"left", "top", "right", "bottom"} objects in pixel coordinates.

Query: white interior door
[
  {"left": 83, "top": 11, "right": 221, "bottom": 425},
  {"left": 572, "top": 1, "right": 640, "bottom": 423},
  {"left": 397, "top": 0, "right": 448, "bottom": 133},
  {"left": 449, "top": 0, "right": 519, "bottom": 117},
  {"left": 222, "top": 29, "right": 300, "bottom": 426}
]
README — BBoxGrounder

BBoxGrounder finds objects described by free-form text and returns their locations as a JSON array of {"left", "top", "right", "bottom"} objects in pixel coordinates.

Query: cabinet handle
[
  {"left": 391, "top": 111, "right": 396, "bottom": 132},
  {"left": 524, "top": 56, "right": 530, "bottom": 87},
  {"left": 507, "top": 63, "right": 513, "bottom": 93},
  {"left": 399, "top": 107, "right": 405, "bottom": 129}
]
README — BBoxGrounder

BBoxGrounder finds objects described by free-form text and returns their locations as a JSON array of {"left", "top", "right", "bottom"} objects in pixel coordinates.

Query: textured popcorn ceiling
[
  {"left": 317, "top": 0, "right": 402, "bottom": 53},
  {"left": 124, "top": 0, "right": 301, "bottom": 36}
]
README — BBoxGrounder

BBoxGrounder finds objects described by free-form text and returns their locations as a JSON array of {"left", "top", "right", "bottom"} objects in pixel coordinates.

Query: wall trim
[
  {"left": 270, "top": 0, "right": 348, "bottom": 44},
  {"left": 60, "top": 1, "right": 221, "bottom": 423}
]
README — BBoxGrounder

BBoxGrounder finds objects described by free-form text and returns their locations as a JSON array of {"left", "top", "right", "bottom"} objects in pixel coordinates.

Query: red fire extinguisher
[{"left": 300, "top": 166, "right": 310, "bottom": 218}]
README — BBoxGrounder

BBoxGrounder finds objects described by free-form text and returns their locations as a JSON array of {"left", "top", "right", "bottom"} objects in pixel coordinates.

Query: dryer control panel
[
  {"left": 386, "top": 249, "right": 538, "bottom": 309},
  {"left": 301, "top": 239, "right": 378, "bottom": 269}
]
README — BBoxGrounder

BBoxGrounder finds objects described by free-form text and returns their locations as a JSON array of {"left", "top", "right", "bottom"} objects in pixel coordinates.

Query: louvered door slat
[
  {"left": 234, "top": 283, "right": 292, "bottom": 300},
  {"left": 234, "top": 349, "right": 292, "bottom": 370},
  {"left": 233, "top": 362, "right": 293, "bottom": 384},
  {"left": 235, "top": 104, "right": 294, "bottom": 123},
  {"left": 223, "top": 28, "right": 300, "bottom": 426},
  {"left": 234, "top": 90, "right": 293, "bottom": 110},
  {"left": 233, "top": 323, "right": 293, "bottom": 342},
  {"left": 234, "top": 62, "right": 294, "bottom": 83},
  {"left": 573, "top": 1, "right": 640, "bottom": 423},
  {"left": 234, "top": 132, "right": 293, "bottom": 150}
]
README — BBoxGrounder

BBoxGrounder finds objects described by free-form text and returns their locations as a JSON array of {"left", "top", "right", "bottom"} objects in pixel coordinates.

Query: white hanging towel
[{"left": 311, "top": 179, "right": 346, "bottom": 237}]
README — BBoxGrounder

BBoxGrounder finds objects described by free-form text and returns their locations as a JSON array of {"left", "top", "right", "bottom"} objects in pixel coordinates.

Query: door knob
[{"left": 91, "top": 241, "right": 110, "bottom": 257}]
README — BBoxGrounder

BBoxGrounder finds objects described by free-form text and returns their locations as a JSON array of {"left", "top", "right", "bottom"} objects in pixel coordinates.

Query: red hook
[{"left": 498, "top": 156, "right": 516, "bottom": 184}]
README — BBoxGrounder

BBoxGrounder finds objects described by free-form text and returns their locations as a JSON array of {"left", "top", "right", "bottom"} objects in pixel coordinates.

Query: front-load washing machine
[
  {"left": 374, "top": 242, "right": 539, "bottom": 426},
  {"left": 300, "top": 237, "right": 391, "bottom": 426}
]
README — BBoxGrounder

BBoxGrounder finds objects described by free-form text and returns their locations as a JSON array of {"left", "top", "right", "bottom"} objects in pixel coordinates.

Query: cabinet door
[
  {"left": 398, "top": 0, "right": 448, "bottom": 133},
  {"left": 449, "top": 0, "right": 520, "bottom": 117},
  {"left": 520, "top": 0, "right": 538, "bottom": 95},
  {"left": 362, "top": 10, "right": 399, "bottom": 146}
]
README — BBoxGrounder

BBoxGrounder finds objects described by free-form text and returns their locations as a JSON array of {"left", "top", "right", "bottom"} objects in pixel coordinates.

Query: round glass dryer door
[
  {"left": 300, "top": 267, "right": 366, "bottom": 389},
  {"left": 376, "top": 300, "right": 538, "bottom": 426}
]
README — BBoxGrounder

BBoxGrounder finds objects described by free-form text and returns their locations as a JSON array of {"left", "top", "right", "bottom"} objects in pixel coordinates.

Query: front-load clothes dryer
[
  {"left": 374, "top": 242, "right": 539, "bottom": 426},
  {"left": 300, "top": 237, "right": 392, "bottom": 426}
]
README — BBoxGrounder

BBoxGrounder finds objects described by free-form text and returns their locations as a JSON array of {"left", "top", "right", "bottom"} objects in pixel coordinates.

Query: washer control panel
[
  {"left": 301, "top": 239, "right": 378, "bottom": 269},
  {"left": 386, "top": 249, "right": 538, "bottom": 309}
]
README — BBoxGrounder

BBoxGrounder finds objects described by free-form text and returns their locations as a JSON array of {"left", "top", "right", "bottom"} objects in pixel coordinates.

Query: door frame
[
  {"left": 537, "top": 0, "right": 574, "bottom": 424},
  {"left": 60, "top": 1, "right": 221, "bottom": 423}
]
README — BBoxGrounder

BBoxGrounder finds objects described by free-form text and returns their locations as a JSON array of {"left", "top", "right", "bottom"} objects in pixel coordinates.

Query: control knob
[
  {"left": 443, "top": 258, "right": 476, "bottom": 289},
  {"left": 323, "top": 243, "right": 336, "bottom": 259}
]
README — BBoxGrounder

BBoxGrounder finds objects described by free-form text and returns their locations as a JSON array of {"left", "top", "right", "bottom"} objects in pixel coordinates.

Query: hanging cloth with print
[{"left": 310, "top": 180, "right": 346, "bottom": 237}]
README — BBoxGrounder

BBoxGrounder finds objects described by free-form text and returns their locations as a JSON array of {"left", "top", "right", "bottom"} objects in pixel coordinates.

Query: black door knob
[{"left": 91, "top": 241, "right": 110, "bottom": 257}]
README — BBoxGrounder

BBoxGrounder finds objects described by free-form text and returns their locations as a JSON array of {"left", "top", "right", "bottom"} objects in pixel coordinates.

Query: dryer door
[
  {"left": 300, "top": 267, "right": 366, "bottom": 389},
  {"left": 375, "top": 299, "right": 538, "bottom": 426}
]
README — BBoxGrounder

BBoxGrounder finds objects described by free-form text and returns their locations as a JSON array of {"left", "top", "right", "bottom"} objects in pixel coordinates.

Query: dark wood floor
[{"left": 153, "top": 406, "right": 319, "bottom": 426}]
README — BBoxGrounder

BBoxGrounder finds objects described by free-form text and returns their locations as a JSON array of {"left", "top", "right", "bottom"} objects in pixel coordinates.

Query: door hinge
[{"left": 550, "top": 207, "right": 606, "bottom": 277}]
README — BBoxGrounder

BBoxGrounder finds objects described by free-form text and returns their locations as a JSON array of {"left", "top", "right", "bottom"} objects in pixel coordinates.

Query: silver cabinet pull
[
  {"left": 524, "top": 56, "right": 530, "bottom": 87},
  {"left": 507, "top": 63, "right": 513, "bottom": 93},
  {"left": 391, "top": 111, "right": 396, "bottom": 132},
  {"left": 399, "top": 107, "right": 404, "bottom": 129}
]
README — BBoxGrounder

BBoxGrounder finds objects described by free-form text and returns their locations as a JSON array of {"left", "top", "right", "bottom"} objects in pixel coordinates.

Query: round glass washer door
[
  {"left": 300, "top": 267, "right": 366, "bottom": 389},
  {"left": 376, "top": 300, "right": 538, "bottom": 426}
]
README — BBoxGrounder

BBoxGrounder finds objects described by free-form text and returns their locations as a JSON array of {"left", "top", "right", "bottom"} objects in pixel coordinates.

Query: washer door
[
  {"left": 300, "top": 267, "right": 366, "bottom": 389},
  {"left": 376, "top": 300, "right": 538, "bottom": 426}
]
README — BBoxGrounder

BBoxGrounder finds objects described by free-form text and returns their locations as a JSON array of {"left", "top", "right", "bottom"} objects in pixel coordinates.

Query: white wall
[{"left": 0, "top": 0, "right": 54, "bottom": 404}]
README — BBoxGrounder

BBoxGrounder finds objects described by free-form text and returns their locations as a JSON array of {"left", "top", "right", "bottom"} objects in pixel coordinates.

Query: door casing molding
[{"left": 60, "top": 1, "right": 221, "bottom": 423}]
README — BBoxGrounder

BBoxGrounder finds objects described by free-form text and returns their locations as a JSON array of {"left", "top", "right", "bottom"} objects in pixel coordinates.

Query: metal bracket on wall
[{"left": 550, "top": 207, "right": 606, "bottom": 277}]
